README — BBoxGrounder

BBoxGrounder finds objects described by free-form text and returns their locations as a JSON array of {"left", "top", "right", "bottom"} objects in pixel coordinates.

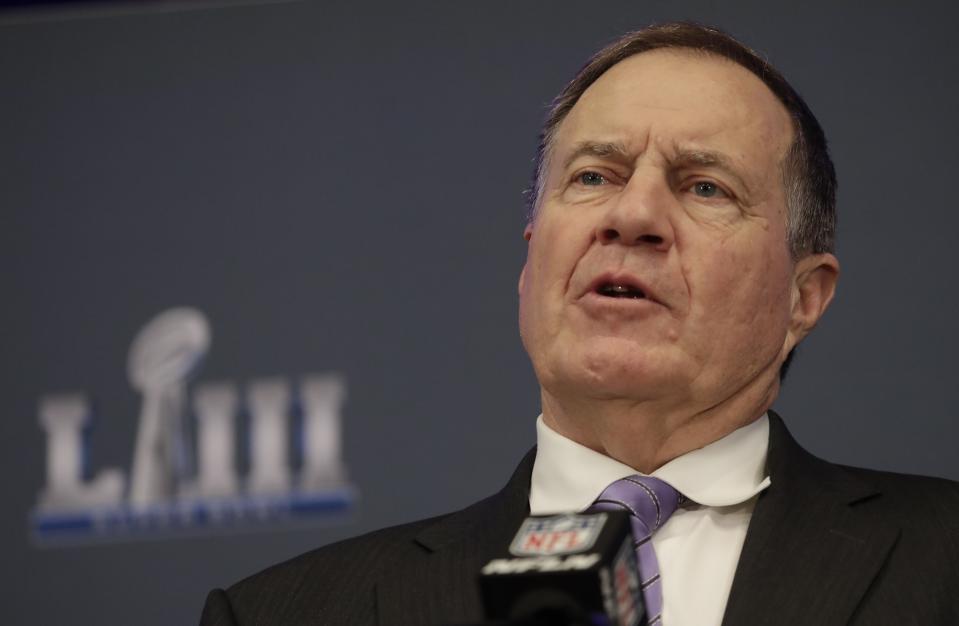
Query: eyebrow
[
  {"left": 561, "top": 140, "right": 633, "bottom": 171},
  {"left": 669, "top": 146, "right": 752, "bottom": 195}
]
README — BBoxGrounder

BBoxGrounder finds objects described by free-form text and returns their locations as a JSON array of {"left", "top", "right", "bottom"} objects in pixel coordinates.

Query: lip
[{"left": 582, "top": 271, "right": 661, "bottom": 306}]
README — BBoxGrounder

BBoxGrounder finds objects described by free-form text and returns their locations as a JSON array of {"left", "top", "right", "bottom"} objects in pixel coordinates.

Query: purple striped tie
[{"left": 591, "top": 475, "right": 684, "bottom": 626}]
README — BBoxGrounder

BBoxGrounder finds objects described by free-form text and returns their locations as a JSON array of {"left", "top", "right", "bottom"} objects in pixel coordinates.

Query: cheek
[
  {"left": 686, "top": 239, "right": 792, "bottom": 343},
  {"left": 526, "top": 216, "right": 593, "bottom": 296},
  {"left": 519, "top": 214, "right": 596, "bottom": 348},
  {"left": 518, "top": 224, "right": 565, "bottom": 337}
]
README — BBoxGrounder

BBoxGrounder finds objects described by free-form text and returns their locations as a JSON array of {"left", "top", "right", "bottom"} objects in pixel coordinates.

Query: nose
[{"left": 596, "top": 170, "right": 674, "bottom": 252}]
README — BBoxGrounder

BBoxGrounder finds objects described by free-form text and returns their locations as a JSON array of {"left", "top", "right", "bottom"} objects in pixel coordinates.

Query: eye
[
  {"left": 577, "top": 171, "right": 607, "bottom": 186},
  {"left": 691, "top": 180, "right": 729, "bottom": 199}
]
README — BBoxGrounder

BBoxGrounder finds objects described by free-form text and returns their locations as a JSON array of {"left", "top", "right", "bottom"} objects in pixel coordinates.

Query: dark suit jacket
[{"left": 200, "top": 413, "right": 959, "bottom": 625}]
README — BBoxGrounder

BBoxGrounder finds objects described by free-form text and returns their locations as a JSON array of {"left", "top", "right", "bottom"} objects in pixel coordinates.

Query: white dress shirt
[{"left": 529, "top": 414, "right": 771, "bottom": 626}]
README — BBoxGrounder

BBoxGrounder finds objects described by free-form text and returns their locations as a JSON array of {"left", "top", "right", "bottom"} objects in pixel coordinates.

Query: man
[{"left": 200, "top": 23, "right": 959, "bottom": 626}]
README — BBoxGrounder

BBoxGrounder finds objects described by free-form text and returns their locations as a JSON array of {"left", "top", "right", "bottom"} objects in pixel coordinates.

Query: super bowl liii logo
[{"left": 32, "top": 307, "right": 356, "bottom": 543}]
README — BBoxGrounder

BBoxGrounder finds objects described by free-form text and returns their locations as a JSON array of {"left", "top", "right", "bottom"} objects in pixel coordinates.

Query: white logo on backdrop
[{"left": 33, "top": 307, "right": 355, "bottom": 543}]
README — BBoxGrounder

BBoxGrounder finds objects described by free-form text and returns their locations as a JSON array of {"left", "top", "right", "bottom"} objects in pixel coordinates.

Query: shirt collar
[{"left": 529, "top": 413, "right": 771, "bottom": 514}]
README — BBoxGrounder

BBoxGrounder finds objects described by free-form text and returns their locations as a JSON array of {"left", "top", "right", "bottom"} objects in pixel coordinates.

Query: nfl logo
[{"left": 509, "top": 513, "right": 607, "bottom": 556}]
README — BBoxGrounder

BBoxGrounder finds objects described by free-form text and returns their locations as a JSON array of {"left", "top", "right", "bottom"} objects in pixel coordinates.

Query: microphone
[{"left": 479, "top": 511, "right": 646, "bottom": 626}]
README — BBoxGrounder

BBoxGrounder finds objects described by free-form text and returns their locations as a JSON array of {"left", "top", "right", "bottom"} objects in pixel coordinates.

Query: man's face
[{"left": 519, "top": 49, "right": 799, "bottom": 412}]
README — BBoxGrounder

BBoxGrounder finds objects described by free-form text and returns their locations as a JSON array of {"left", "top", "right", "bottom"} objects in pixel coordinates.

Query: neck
[{"left": 540, "top": 372, "right": 780, "bottom": 474}]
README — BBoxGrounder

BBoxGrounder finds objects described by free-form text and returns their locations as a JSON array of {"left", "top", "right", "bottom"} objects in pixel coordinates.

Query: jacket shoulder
[
  {"left": 223, "top": 513, "right": 451, "bottom": 625},
  {"left": 207, "top": 448, "right": 534, "bottom": 625},
  {"left": 837, "top": 464, "right": 959, "bottom": 529}
]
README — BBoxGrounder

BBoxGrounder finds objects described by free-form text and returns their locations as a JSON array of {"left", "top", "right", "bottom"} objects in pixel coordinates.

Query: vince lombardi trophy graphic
[{"left": 127, "top": 308, "right": 210, "bottom": 507}]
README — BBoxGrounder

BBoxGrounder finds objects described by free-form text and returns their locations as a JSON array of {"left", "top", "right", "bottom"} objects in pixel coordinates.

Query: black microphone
[{"left": 478, "top": 511, "right": 646, "bottom": 626}]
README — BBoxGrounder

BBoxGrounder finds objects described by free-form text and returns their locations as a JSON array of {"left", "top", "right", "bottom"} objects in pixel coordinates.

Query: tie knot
[{"left": 591, "top": 475, "right": 683, "bottom": 537}]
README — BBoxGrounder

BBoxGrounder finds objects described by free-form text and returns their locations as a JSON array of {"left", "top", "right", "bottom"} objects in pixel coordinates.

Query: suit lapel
[
  {"left": 375, "top": 449, "right": 535, "bottom": 625},
  {"left": 721, "top": 413, "right": 899, "bottom": 626}
]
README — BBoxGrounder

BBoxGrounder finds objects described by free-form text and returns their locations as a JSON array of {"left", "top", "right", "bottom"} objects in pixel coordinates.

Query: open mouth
[{"left": 596, "top": 283, "right": 647, "bottom": 300}]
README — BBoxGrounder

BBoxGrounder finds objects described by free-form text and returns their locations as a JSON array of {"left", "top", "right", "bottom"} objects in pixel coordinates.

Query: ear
[
  {"left": 785, "top": 252, "right": 840, "bottom": 352},
  {"left": 518, "top": 223, "right": 534, "bottom": 295}
]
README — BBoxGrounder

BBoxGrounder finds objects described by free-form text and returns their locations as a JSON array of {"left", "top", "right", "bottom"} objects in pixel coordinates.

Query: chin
[{"left": 556, "top": 341, "right": 679, "bottom": 400}]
